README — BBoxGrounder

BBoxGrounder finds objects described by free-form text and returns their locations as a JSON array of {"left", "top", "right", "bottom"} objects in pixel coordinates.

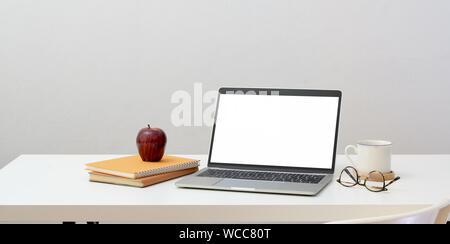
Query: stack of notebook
[{"left": 85, "top": 155, "right": 200, "bottom": 188}]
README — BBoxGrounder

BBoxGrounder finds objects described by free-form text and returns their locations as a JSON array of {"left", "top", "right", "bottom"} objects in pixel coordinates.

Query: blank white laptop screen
[{"left": 210, "top": 94, "right": 340, "bottom": 169}]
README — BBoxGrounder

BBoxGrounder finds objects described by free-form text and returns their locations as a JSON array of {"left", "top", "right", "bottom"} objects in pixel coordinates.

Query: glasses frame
[{"left": 337, "top": 166, "right": 400, "bottom": 192}]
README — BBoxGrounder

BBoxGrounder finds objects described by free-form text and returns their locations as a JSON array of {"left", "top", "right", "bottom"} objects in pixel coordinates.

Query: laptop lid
[{"left": 208, "top": 88, "right": 342, "bottom": 174}]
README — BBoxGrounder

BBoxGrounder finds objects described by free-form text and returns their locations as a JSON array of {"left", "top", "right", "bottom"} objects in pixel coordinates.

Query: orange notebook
[
  {"left": 89, "top": 167, "right": 199, "bottom": 188},
  {"left": 85, "top": 155, "right": 200, "bottom": 179}
]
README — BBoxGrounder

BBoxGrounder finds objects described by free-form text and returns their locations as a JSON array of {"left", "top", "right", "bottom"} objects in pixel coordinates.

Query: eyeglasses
[{"left": 337, "top": 166, "right": 400, "bottom": 192}]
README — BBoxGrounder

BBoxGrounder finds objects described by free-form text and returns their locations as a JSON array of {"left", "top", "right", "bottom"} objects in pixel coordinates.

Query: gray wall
[{"left": 1, "top": 0, "right": 450, "bottom": 168}]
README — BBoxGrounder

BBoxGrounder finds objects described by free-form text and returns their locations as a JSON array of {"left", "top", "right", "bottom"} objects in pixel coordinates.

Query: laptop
[{"left": 176, "top": 88, "right": 342, "bottom": 196}]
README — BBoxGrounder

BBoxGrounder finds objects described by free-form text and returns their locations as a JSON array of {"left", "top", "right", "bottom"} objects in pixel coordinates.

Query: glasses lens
[
  {"left": 365, "top": 171, "right": 386, "bottom": 192},
  {"left": 339, "top": 167, "right": 358, "bottom": 187}
]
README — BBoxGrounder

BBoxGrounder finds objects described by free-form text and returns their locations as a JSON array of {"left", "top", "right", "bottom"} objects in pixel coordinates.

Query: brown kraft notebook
[
  {"left": 89, "top": 167, "right": 199, "bottom": 188},
  {"left": 85, "top": 155, "right": 200, "bottom": 179}
]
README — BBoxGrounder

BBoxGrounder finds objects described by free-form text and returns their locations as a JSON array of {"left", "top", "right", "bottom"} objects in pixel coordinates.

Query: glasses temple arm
[
  {"left": 344, "top": 168, "right": 358, "bottom": 183},
  {"left": 385, "top": 176, "right": 401, "bottom": 187}
]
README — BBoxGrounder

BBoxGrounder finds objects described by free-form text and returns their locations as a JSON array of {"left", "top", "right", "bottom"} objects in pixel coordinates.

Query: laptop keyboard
[{"left": 198, "top": 169, "right": 325, "bottom": 184}]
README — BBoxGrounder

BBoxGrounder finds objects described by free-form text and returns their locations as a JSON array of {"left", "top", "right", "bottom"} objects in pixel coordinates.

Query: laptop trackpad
[{"left": 214, "top": 179, "right": 282, "bottom": 190}]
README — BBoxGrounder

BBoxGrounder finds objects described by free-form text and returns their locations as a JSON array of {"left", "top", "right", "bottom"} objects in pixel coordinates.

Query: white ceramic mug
[{"left": 345, "top": 140, "right": 392, "bottom": 175}]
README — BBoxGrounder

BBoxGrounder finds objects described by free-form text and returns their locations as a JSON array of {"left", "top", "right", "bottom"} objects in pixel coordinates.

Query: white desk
[{"left": 0, "top": 154, "right": 448, "bottom": 223}]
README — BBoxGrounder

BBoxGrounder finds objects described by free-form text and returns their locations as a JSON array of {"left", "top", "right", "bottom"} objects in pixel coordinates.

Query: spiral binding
[{"left": 135, "top": 161, "right": 199, "bottom": 178}]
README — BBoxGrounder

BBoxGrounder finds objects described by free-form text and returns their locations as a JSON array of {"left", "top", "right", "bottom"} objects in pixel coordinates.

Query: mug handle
[{"left": 345, "top": 145, "right": 358, "bottom": 166}]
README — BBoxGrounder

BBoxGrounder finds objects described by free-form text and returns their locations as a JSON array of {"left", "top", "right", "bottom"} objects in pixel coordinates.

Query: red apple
[{"left": 136, "top": 125, "right": 167, "bottom": 162}]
